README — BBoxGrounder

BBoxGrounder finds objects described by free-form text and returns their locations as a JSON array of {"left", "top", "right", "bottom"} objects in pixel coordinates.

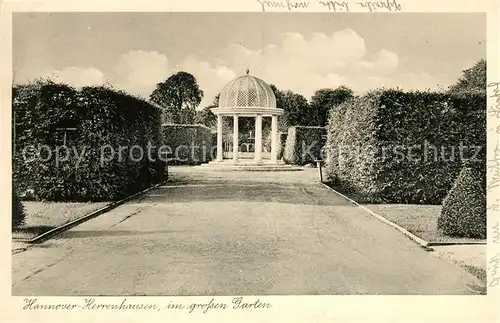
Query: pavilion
[{"left": 210, "top": 69, "right": 284, "bottom": 165}]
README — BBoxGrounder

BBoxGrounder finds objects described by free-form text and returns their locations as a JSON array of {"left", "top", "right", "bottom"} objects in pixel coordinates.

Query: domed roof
[{"left": 218, "top": 70, "right": 277, "bottom": 109}]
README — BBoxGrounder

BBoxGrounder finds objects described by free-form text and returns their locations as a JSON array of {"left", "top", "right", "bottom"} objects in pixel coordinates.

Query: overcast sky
[{"left": 13, "top": 12, "right": 486, "bottom": 107}]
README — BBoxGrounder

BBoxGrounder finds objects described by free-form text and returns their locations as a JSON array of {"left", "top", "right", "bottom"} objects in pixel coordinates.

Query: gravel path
[{"left": 12, "top": 168, "right": 484, "bottom": 295}]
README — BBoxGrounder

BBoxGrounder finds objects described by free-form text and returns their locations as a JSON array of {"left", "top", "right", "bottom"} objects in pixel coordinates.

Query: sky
[{"left": 13, "top": 12, "right": 486, "bottom": 108}]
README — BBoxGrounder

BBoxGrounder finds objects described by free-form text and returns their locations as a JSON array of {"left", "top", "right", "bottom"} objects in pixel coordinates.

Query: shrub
[
  {"left": 13, "top": 80, "right": 167, "bottom": 201},
  {"left": 325, "top": 89, "right": 486, "bottom": 204},
  {"left": 437, "top": 164, "right": 486, "bottom": 239},
  {"left": 284, "top": 126, "right": 326, "bottom": 165},
  {"left": 278, "top": 132, "right": 287, "bottom": 160},
  {"left": 162, "top": 124, "right": 213, "bottom": 165},
  {"left": 12, "top": 187, "right": 26, "bottom": 229}
]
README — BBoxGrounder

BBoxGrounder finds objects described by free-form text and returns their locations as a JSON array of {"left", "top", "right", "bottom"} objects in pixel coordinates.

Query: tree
[
  {"left": 150, "top": 71, "right": 204, "bottom": 124},
  {"left": 310, "top": 86, "right": 354, "bottom": 127},
  {"left": 448, "top": 59, "right": 486, "bottom": 95},
  {"left": 282, "top": 91, "right": 313, "bottom": 127},
  {"left": 194, "top": 107, "right": 217, "bottom": 129},
  {"left": 269, "top": 84, "right": 312, "bottom": 129},
  {"left": 194, "top": 94, "right": 220, "bottom": 129}
]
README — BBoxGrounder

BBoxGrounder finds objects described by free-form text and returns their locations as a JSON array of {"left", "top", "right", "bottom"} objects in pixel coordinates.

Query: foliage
[
  {"left": 163, "top": 124, "right": 213, "bottom": 165},
  {"left": 437, "top": 164, "right": 486, "bottom": 239},
  {"left": 195, "top": 107, "right": 217, "bottom": 129},
  {"left": 310, "top": 86, "right": 354, "bottom": 127},
  {"left": 448, "top": 59, "right": 486, "bottom": 95},
  {"left": 270, "top": 84, "right": 313, "bottom": 129},
  {"left": 12, "top": 186, "right": 26, "bottom": 229},
  {"left": 325, "top": 89, "right": 486, "bottom": 204},
  {"left": 13, "top": 80, "right": 167, "bottom": 202},
  {"left": 283, "top": 91, "right": 314, "bottom": 127},
  {"left": 278, "top": 132, "right": 288, "bottom": 160},
  {"left": 150, "top": 71, "right": 204, "bottom": 124},
  {"left": 284, "top": 126, "right": 326, "bottom": 165}
]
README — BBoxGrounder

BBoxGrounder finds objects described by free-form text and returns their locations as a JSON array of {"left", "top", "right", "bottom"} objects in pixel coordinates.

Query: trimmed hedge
[
  {"left": 437, "top": 163, "right": 486, "bottom": 239},
  {"left": 12, "top": 187, "right": 26, "bottom": 229},
  {"left": 162, "top": 124, "right": 213, "bottom": 165},
  {"left": 278, "top": 132, "right": 287, "bottom": 160},
  {"left": 325, "top": 89, "right": 486, "bottom": 204},
  {"left": 284, "top": 126, "right": 326, "bottom": 165},
  {"left": 13, "top": 80, "right": 167, "bottom": 202}
]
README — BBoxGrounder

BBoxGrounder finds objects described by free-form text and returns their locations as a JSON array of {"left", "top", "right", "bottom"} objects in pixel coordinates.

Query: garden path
[{"left": 12, "top": 167, "right": 484, "bottom": 295}]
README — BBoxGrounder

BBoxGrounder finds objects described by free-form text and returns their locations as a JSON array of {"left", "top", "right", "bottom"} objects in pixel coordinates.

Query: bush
[
  {"left": 162, "top": 124, "right": 213, "bottom": 165},
  {"left": 278, "top": 132, "right": 287, "bottom": 160},
  {"left": 13, "top": 80, "right": 167, "bottom": 202},
  {"left": 437, "top": 164, "right": 486, "bottom": 239},
  {"left": 12, "top": 187, "right": 26, "bottom": 229},
  {"left": 283, "top": 126, "right": 326, "bottom": 165},
  {"left": 325, "top": 89, "right": 486, "bottom": 204}
]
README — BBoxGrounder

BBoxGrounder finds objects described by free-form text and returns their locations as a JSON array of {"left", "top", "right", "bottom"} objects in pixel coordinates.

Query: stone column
[
  {"left": 216, "top": 114, "right": 223, "bottom": 162},
  {"left": 233, "top": 114, "right": 239, "bottom": 161},
  {"left": 271, "top": 114, "right": 278, "bottom": 163},
  {"left": 254, "top": 114, "right": 262, "bottom": 162}
]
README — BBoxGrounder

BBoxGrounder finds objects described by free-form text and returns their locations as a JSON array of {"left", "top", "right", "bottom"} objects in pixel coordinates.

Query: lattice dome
[{"left": 218, "top": 71, "right": 277, "bottom": 109}]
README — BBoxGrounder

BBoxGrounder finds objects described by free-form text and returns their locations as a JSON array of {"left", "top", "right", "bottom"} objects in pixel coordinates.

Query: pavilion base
[{"left": 197, "top": 159, "right": 301, "bottom": 172}]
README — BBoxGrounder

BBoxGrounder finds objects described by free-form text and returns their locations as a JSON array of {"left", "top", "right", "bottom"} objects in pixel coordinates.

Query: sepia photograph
[{"left": 10, "top": 12, "right": 488, "bottom": 296}]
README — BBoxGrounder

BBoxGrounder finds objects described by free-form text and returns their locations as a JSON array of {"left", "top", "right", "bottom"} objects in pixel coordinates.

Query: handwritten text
[
  {"left": 256, "top": 0, "right": 402, "bottom": 11},
  {"left": 489, "top": 253, "right": 500, "bottom": 287},
  {"left": 488, "top": 140, "right": 500, "bottom": 193},
  {"left": 488, "top": 82, "right": 500, "bottom": 118},
  {"left": 492, "top": 221, "right": 499, "bottom": 244}
]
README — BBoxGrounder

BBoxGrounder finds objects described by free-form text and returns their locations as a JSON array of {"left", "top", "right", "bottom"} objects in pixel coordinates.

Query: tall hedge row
[
  {"left": 325, "top": 89, "right": 486, "bottom": 204},
  {"left": 162, "top": 124, "right": 213, "bottom": 165},
  {"left": 12, "top": 187, "right": 26, "bottom": 229},
  {"left": 13, "top": 80, "right": 167, "bottom": 202},
  {"left": 283, "top": 126, "right": 326, "bottom": 165}
]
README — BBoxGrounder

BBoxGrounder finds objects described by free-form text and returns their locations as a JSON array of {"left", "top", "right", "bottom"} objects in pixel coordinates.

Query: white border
[{"left": 1, "top": 1, "right": 499, "bottom": 322}]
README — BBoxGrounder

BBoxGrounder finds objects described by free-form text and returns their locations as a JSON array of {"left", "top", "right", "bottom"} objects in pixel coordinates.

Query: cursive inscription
[
  {"left": 488, "top": 82, "right": 500, "bottom": 118},
  {"left": 493, "top": 221, "right": 500, "bottom": 244},
  {"left": 356, "top": 0, "right": 401, "bottom": 11},
  {"left": 489, "top": 253, "right": 500, "bottom": 287},
  {"left": 319, "top": 1, "right": 350, "bottom": 11},
  {"left": 256, "top": 0, "right": 310, "bottom": 11},
  {"left": 23, "top": 298, "right": 161, "bottom": 311},
  {"left": 232, "top": 297, "right": 272, "bottom": 309},
  {"left": 488, "top": 140, "right": 500, "bottom": 193},
  {"left": 22, "top": 297, "right": 273, "bottom": 313},
  {"left": 24, "top": 299, "right": 79, "bottom": 310},
  {"left": 255, "top": 0, "right": 402, "bottom": 11},
  {"left": 489, "top": 202, "right": 500, "bottom": 212}
]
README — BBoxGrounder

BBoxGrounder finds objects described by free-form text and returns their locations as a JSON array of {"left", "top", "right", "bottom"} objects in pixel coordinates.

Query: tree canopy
[
  {"left": 150, "top": 71, "right": 204, "bottom": 124},
  {"left": 448, "top": 59, "right": 486, "bottom": 95},
  {"left": 270, "top": 84, "right": 313, "bottom": 129},
  {"left": 194, "top": 107, "right": 217, "bottom": 129},
  {"left": 310, "top": 86, "right": 354, "bottom": 127},
  {"left": 194, "top": 93, "right": 219, "bottom": 129}
]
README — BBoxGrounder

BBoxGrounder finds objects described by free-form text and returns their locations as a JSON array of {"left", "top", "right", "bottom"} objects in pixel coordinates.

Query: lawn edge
[
  {"left": 319, "top": 183, "right": 433, "bottom": 251},
  {"left": 427, "top": 241, "right": 486, "bottom": 246},
  {"left": 25, "top": 182, "right": 165, "bottom": 245}
]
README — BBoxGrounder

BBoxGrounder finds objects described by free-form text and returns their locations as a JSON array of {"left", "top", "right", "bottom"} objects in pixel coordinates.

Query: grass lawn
[
  {"left": 364, "top": 204, "right": 486, "bottom": 244},
  {"left": 13, "top": 202, "right": 109, "bottom": 241}
]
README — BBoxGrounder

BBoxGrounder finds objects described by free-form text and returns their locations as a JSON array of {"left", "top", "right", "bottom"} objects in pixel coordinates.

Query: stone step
[
  {"left": 195, "top": 167, "right": 302, "bottom": 172},
  {"left": 196, "top": 162, "right": 301, "bottom": 172}
]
